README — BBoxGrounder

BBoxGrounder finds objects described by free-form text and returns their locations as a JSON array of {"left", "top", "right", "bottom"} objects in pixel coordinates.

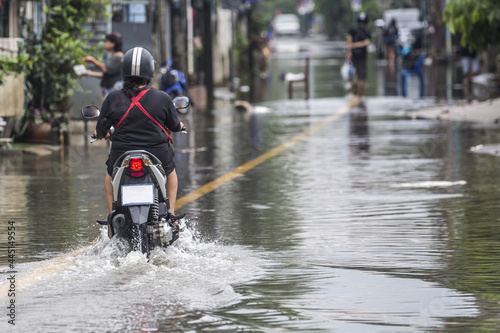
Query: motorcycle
[
  {"left": 472, "top": 73, "right": 500, "bottom": 101},
  {"left": 158, "top": 60, "right": 193, "bottom": 115},
  {"left": 81, "top": 97, "right": 190, "bottom": 257}
]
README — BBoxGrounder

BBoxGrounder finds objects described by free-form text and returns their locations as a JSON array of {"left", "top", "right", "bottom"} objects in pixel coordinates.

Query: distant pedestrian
[
  {"left": 384, "top": 18, "right": 398, "bottom": 63},
  {"left": 460, "top": 44, "right": 479, "bottom": 102},
  {"left": 346, "top": 12, "right": 371, "bottom": 100},
  {"left": 82, "top": 32, "right": 124, "bottom": 98}
]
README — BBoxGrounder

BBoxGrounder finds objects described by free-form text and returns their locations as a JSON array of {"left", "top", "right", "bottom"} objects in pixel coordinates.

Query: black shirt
[
  {"left": 100, "top": 53, "right": 123, "bottom": 88},
  {"left": 348, "top": 25, "right": 371, "bottom": 59},
  {"left": 96, "top": 85, "right": 182, "bottom": 150}
]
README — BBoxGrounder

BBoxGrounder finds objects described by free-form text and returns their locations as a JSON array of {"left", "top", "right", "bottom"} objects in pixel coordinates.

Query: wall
[
  {"left": 213, "top": 6, "right": 233, "bottom": 85},
  {"left": 0, "top": 73, "right": 24, "bottom": 117},
  {"left": 0, "top": 37, "right": 24, "bottom": 117}
]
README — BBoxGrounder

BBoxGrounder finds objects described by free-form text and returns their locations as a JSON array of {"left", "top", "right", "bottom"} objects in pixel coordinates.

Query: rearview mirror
[
  {"left": 172, "top": 96, "right": 189, "bottom": 110},
  {"left": 81, "top": 105, "right": 100, "bottom": 119}
]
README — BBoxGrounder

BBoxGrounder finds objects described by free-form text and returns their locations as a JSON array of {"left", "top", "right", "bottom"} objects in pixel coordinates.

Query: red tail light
[{"left": 130, "top": 158, "right": 144, "bottom": 177}]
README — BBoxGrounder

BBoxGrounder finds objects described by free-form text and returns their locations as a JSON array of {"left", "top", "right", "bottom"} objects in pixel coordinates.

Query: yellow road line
[
  {"left": 0, "top": 98, "right": 357, "bottom": 295},
  {"left": 175, "top": 98, "right": 357, "bottom": 209},
  {"left": 0, "top": 246, "right": 91, "bottom": 298}
]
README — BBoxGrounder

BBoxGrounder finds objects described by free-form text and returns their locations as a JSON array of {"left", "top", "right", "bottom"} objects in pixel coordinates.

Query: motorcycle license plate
[{"left": 121, "top": 184, "right": 154, "bottom": 206}]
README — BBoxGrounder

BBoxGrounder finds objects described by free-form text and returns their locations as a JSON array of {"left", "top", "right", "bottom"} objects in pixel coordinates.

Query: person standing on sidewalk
[
  {"left": 384, "top": 18, "right": 398, "bottom": 64},
  {"left": 460, "top": 44, "right": 480, "bottom": 102},
  {"left": 346, "top": 12, "right": 371, "bottom": 100},
  {"left": 82, "top": 32, "right": 124, "bottom": 98}
]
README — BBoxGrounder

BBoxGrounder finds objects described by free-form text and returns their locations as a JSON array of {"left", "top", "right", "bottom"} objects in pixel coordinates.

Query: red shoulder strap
[
  {"left": 115, "top": 89, "right": 150, "bottom": 129},
  {"left": 131, "top": 96, "right": 173, "bottom": 144},
  {"left": 115, "top": 88, "right": 173, "bottom": 144}
]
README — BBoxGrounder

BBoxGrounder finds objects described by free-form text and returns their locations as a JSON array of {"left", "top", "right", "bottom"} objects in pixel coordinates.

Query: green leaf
[
  {"left": 17, "top": 0, "right": 108, "bottom": 133},
  {"left": 444, "top": 0, "right": 500, "bottom": 52}
]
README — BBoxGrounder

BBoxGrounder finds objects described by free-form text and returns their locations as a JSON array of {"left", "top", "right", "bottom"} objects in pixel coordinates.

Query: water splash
[{"left": 0, "top": 222, "right": 266, "bottom": 332}]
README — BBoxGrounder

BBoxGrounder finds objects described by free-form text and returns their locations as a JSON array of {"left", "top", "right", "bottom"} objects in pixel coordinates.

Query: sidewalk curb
[
  {"left": 410, "top": 98, "right": 500, "bottom": 124},
  {"left": 0, "top": 144, "right": 61, "bottom": 156}
]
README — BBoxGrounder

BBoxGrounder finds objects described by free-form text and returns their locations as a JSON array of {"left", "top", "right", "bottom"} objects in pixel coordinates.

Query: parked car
[{"left": 273, "top": 14, "right": 301, "bottom": 36}]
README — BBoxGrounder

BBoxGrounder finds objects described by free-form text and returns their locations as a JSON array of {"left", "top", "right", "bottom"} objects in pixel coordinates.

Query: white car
[{"left": 273, "top": 14, "right": 301, "bottom": 36}]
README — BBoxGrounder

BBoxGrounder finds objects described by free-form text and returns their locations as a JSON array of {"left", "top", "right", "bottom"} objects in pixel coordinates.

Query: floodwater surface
[{"left": 2, "top": 36, "right": 500, "bottom": 332}]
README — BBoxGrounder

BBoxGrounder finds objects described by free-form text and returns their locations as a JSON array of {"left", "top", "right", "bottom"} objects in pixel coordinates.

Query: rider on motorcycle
[{"left": 94, "top": 47, "right": 185, "bottom": 215}]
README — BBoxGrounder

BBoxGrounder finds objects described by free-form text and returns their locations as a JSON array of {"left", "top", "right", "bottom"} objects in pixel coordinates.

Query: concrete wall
[
  {"left": 0, "top": 73, "right": 24, "bottom": 117},
  {"left": 0, "top": 37, "right": 24, "bottom": 117},
  {"left": 213, "top": 7, "right": 233, "bottom": 85},
  {"left": 70, "top": 21, "right": 154, "bottom": 120}
]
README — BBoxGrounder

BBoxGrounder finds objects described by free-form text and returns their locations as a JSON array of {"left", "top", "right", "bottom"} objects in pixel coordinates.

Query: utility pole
[
  {"left": 187, "top": 0, "right": 194, "bottom": 75},
  {"left": 247, "top": 2, "right": 254, "bottom": 103},
  {"left": 444, "top": 0, "right": 452, "bottom": 59},
  {"left": 203, "top": 0, "right": 214, "bottom": 110}
]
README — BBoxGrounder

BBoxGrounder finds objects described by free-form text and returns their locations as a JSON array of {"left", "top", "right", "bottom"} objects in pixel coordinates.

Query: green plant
[
  {"left": 444, "top": 0, "right": 500, "bottom": 52},
  {"left": 22, "top": 0, "right": 107, "bottom": 134},
  {"left": 31, "top": 107, "right": 55, "bottom": 125},
  {"left": 0, "top": 49, "right": 32, "bottom": 85}
]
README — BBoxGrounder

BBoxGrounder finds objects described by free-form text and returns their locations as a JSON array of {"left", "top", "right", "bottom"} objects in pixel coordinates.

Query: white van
[{"left": 273, "top": 14, "right": 301, "bottom": 36}]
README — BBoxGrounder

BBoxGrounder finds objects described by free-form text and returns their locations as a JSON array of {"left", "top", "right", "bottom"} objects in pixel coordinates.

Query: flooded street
[{"left": 3, "top": 35, "right": 500, "bottom": 332}]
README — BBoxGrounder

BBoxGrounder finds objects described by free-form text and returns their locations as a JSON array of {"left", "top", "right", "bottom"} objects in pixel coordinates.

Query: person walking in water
[
  {"left": 384, "top": 18, "right": 398, "bottom": 63},
  {"left": 346, "top": 12, "right": 371, "bottom": 100}
]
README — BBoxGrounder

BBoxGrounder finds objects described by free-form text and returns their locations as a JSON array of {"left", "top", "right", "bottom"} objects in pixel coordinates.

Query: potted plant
[
  {"left": 0, "top": 0, "right": 107, "bottom": 144},
  {"left": 20, "top": 0, "right": 107, "bottom": 144}
]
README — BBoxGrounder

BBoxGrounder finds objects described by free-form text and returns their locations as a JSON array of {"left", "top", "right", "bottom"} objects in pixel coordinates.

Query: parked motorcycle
[
  {"left": 158, "top": 60, "right": 193, "bottom": 115},
  {"left": 81, "top": 97, "right": 190, "bottom": 257},
  {"left": 472, "top": 73, "right": 500, "bottom": 101}
]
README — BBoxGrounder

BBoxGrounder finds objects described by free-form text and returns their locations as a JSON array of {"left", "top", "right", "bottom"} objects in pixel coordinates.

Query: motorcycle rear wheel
[
  {"left": 131, "top": 224, "right": 150, "bottom": 257},
  {"left": 472, "top": 82, "right": 493, "bottom": 101}
]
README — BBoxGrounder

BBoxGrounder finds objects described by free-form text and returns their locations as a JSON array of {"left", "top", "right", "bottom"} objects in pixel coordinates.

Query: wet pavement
[
  {"left": 2, "top": 35, "right": 500, "bottom": 332},
  {"left": 411, "top": 97, "right": 500, "bottom": 124}
]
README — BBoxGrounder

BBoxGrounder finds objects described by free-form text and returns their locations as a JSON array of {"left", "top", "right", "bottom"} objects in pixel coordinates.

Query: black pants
[{"left": 352, "top": 57, "right": 367, "bottom": 80}]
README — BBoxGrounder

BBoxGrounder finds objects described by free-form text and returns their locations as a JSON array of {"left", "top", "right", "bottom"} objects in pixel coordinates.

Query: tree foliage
[
  {"left": 0, "top": 49, "right": 31, "bottom": 85},
  {"left": 314, "top": 0, "right": 351, "bottom": 39},
  {"left": 443, "top": 0, "right": 500, "bottom": 52},
  {"left": 23, "top": 0, "right": 107, "bottom": 133}
]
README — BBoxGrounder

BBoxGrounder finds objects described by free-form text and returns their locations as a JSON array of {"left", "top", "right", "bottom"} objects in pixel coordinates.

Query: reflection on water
[
  {"left": 349, "top": 102, "right": 370, "bottom": 157},
  {"left": 0, "top": 147, "right": 109, "bottom": 264}
]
